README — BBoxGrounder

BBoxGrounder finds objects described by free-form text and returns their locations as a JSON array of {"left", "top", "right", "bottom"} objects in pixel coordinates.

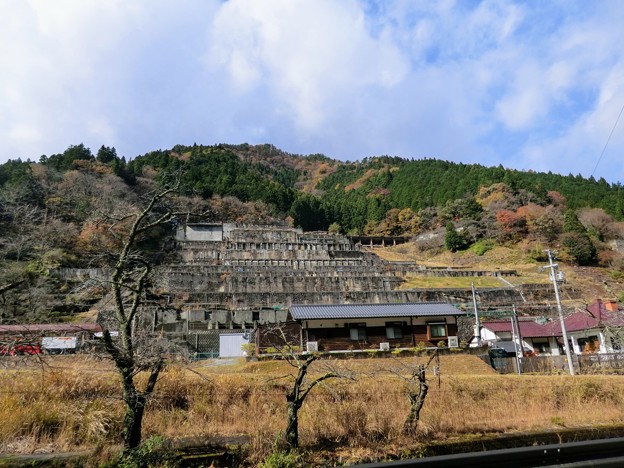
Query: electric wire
[{"left": 591, "top": 101, "right": 624, "bottom": 178}]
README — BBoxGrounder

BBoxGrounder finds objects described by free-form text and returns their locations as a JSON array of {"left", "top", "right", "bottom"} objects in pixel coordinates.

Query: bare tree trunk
[
  {"left": 122, "top": 383, "right": 145, "bottom": 451},
  {"left": 118, "top": 359, "right": 163, "bottom": 450},
  {"left": 285, "top": 396, "right": 301, "bottom": 449},
  {"left": 283, "top": 354, "right": 343, "bottom": 450},
  {"left": 97, "top": 184, "right": 181, "bottom": 451},
  {"left": 262, "top": 326, "right": 351, "bottom": 451},
  {"left": 284, "top": 355, "right": 312, "bottom": 450},
  {"left": 104, "top": 292, "right": 164, "bottom": 452},
  {"left": 403, "top": 364, "right": 429, "bottom": 434}
]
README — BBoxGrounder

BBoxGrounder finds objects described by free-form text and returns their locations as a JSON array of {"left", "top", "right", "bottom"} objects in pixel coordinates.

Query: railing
[
  {"left": 485, "top": 352, "right": 624, "bottom": 374},
  {"left": 577, "top": 352, "right": 624, "bottom": 371},
  {"left": 485, "top": 355, "right": 566, "bottom": 374}
]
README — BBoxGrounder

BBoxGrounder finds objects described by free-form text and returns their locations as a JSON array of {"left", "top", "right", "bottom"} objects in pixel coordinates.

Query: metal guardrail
[{"left": 359, "top": 436, "right": 624, "bottom": 467}]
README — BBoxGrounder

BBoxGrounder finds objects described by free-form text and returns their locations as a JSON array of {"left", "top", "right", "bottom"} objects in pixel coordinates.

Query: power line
[{"left": 591, "top": 101, "right": 624, "bottom": 178}]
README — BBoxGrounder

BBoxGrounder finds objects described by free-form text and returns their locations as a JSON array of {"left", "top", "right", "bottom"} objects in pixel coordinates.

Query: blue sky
[{"left": 2, "top": 0, "right": 624, "bottom": 183}]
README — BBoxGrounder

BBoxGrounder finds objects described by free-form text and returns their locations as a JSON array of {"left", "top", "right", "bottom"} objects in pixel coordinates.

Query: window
[
  {"left": 349, "top": 323, "right": 367, "bottom": 341},
  {"left": 252, "top": 311, "right": 260, "bottom": 322},
  {"left": 428, "top": 323, "right": 447, "bottom": 339},
  {"left": 533, "top": 340, "right": 549, "bottom": 353},
  {"left": 577, "top": 336, "right": 600, "bottom": 353},
  {"left": 386, "top": 322, "right": 403, "bottom": 339}
]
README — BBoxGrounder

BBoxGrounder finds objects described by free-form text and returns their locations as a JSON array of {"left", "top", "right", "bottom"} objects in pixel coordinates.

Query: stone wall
[
  {"left": 386, "top": 263, "right": 518, "bottom": 278},
  {"left": 151, "top": 225, "right": 579, "bottom": 334}
]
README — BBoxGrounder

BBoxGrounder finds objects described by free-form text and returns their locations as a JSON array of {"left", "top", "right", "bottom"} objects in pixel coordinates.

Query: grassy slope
[{"left": 372, "top": 242, "right": 624, "bottom": 308}]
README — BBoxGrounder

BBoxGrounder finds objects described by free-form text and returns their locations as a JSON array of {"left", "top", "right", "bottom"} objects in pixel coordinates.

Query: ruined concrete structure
[
  {"left": 155, "top": 223, "right": 565, "bottom": 336},
  {"left": 160, "top": 223, "right": 402, "bottom": 331}
]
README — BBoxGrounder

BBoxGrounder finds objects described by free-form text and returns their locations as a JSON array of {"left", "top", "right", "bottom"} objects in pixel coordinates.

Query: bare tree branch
[
  {"left": 260, "top": 323, "right": 356, "bottom": 449},
  {"left": 384, "top": 351, "right": 439, "bottom": 435},
  {"left": 96, "top": 178, "right": 186, "bottom": 452}
]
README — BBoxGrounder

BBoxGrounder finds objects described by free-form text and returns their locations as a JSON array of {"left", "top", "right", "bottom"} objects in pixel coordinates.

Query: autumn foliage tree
[
  {"left": 517, "top": 204, "right": 562, "bottom": 243},
  {"left": 495, "top": 209, "right": 527, "bottom": 243}
]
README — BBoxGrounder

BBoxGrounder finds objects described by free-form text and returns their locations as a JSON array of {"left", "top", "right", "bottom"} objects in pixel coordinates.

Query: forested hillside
[
  {"left": 2, "top": 142, "right": 624, "bottom": 323},
  {"left": 317, "top": 157, "right": 624, "bottom": 233}
]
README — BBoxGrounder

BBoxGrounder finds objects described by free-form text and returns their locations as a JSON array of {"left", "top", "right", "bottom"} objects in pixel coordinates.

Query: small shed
[{"left": 219, "top": 332, "right": 250, "bottom": 358}]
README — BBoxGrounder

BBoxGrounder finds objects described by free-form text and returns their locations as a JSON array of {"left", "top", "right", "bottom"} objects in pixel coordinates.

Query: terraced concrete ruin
[{"left": 155, "top": 223, "right": 566, "bottom": 336}]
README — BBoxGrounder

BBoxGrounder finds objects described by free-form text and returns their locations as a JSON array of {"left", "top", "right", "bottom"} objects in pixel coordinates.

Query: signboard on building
[{"left": 42, "top": 336, "right": 77, "bottom": 350}]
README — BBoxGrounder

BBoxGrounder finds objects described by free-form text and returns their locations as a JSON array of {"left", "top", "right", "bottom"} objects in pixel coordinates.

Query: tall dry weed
[{"left": 2, "top": 356, "right": 624, "bottom": 461}]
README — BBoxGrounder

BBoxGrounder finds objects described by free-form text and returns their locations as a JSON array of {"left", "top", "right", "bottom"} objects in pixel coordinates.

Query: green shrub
[
  {"left": 525, "top": 242, "right": 549, "bottom": 263},
  {"left": 445, "top": 222, "right": 469, "bottom": 252},
  {"left": 561, "top": 232, "right": 597, "bottom": 266},
  {"left": 470, "top": 240, "right": 494, "bottom": 256},
  {"left": 413, "top": 342, "right": 426, "bottom": 353},
  {"left": 109, "top": 436, "right": 179, "bottom": 468},
  {"left": 259, "top": 449, "right": 304, "bottom": 468},
  {"left": 241, "top": 343, "right": 256, "bottom": 357},
  {"left": 609, "top": 270, "right": 624, "bottom": 281}
]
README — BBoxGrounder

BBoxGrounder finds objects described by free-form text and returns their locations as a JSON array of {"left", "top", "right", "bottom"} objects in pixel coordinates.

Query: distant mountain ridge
[
  {"left": 2, "top": 142, "right": 624, "bottom": 324},
  {"left": 132, "top": 143, "right": 623, "bottom": 220}
]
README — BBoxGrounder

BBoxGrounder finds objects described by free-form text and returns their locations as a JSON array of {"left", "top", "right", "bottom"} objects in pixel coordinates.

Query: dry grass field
[
  {"left": 2, "top": 354, "right": 624, "bottom": 464},
  {"left": 398, "top": 275, "right": 504, "bottom": 289}
]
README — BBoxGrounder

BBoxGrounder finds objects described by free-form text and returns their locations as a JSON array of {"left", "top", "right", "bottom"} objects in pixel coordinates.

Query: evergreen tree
[
  {"left": 44, "top": 143, "right": 94, "bottom": 171},
  {"left": 563, "top": 209, "right": 586, "bottom": 233},
  {"left": 96, "top": 145, "right": 117, "bottom": 164},
  {"left": 445, "top": 222, "right": 468, "bottom": 252},
  {"left": 561, "top": 232, "right": 597, "bottom": 266},
  {"left": 290, "top": 195, "right": 327, "bottom": 231}
]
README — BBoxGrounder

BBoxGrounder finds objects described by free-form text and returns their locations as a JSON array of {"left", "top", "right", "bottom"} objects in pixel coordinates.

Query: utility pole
[
  {"left": 471, "top": 283, "right": 482, "bottom": 346},
  {"left": 545, "top": 250, "right": 575, "bottom": 376},
  {"left": 511, "top": 304, "right": 523, "bottom": 374}
]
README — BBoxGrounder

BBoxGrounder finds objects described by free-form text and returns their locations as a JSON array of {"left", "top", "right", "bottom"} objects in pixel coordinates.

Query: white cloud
[
  {"left": 0, "top": 0, "right": 220, "bottom": 160},
  {"left": 208, "top": 0, "right": 408, "bottom": 131},
  {"left": 495, "top": 61, "right": 545, "bottom": 131},
  {"left": 87, "top": 117, "right": 117, "bottom": 146},
  {"left": 7, "top": 124, "right": 41, "bottom": 146},
  {"left": 1, "top": 0, "right": 624, "bottom": 184},
  {"left": 520, "top": 62, "right": 624, "bottom": 182}
]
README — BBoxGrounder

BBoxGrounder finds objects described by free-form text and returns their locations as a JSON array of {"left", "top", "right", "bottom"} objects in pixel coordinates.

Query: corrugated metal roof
[
  {"left": 290, "top": 302, "right": 463, "bottom": 320},
  {"left": 0, "top": 323, "right": 102, "bottom": 334}
]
